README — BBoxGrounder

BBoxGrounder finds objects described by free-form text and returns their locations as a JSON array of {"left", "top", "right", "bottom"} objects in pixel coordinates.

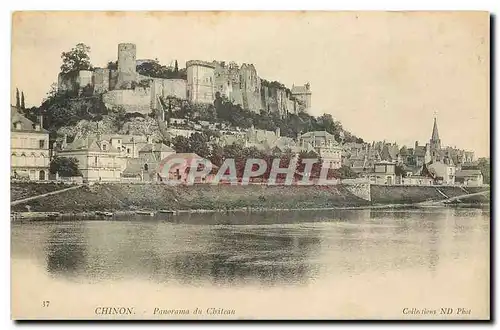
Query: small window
[
  {"left": 127, "top": 148, "right": 130, "bottom": 154},
  {"left": 144, "top": 164, "right": 149, "bottom": 171},
  {"left": 102, "top": 144, "right": 107, "bottom": 151},
  {"left": 39, "top": 140, "right": 45, "bottom": 149}
]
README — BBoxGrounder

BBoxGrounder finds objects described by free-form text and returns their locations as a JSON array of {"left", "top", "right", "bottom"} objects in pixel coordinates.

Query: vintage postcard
[{"left": 10, "top": 11, "right": 490, "bottom": 320}]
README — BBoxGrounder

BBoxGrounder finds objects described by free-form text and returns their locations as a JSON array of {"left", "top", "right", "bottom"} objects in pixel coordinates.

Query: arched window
[
  {"left": 144, "top": 163, "right": 149, "bottom": 171},
  {"left": 29, "top": 153, "right": 36, "bottom": 166},
  {"left": 19, "top": 153, "right": 26, "bottom": 166},
  {"left": 11, "top": 153, "right": 17, "bottom": 167},
  {"left": 37, "top": 154, "right": 45, "bottom": 166}
]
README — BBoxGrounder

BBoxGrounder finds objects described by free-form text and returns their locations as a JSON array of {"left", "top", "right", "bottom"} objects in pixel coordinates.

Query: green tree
[
  {"left": 15, "top": 88, "right": 20, "bottom": 108},
  {"left": 21, "top": 91, "right": 25, "bottom": 109},
  {"left": 171, "top": 136, "right": 191, "bottom": 153},
  {"left": 475, "top": 158, "right": 490, "bottom": 184},
  {"left": 208, "top": 143, "right": 225, "bottom": 167},
  {"left": 188, "top": 132, "right": 211, "bottom": 158},
  {"left": 111, "top": 106, "right": 127, "bottom": 131},
  {"left": 107, "top": 60, "right": 118, "bottom": 70},
  {"left": 49, "top": 157, "right": 82, "bottom": 177},
  {"left": 60, "top": 43, "right": 93, "bottom": 74},
  {"left": 395, "top": 163, "right": 407, "bottom": 177},
  {"left": 330, "top": 165, "right": 358, "bottom": 179}
]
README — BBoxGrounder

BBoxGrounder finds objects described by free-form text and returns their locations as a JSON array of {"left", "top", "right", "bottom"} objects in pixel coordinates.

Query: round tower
[{"left": 117, "top": 43, "right": 137, "bottom": 88}]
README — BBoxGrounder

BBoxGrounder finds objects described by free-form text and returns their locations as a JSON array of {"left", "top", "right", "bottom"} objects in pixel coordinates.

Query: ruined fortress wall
[
  {"left": 260, "top": 86, "right": 270, "bottom": 111},
  {"left": 243, "top": 91, "right": 262, "bottom": 113},
  {"left": 139, "top": 75, "right": 187, "bottom": 101},
  {"left": 102, "top": 87, "right": 151, "bottom": 114},
  {"left": 162, "top": 79, "right": 187, "bottom": 99},
  {"left": 109, "top": 70, "right": 119, "bottom": 90},
  {"left": 58, "top": 70, "right": 94, "bottom": 93},
  {"left": 77, "top": 70, "right": 93, "bottom": 88},
  {"left": 287, "top": 98, "right": 297, "bottom": 115},
  {"left": 240, "top": 64, "right": 262, "bottom": 113},
  {"left": 230, "top": 86, "right": 244, "bottom": 107},
  {"left": 93, "top": 68, "right": 110, "bottom": 93},
  {"left": 149, "top": 78, "right": 163, "bottom": 109},
  {"left": 276, "top": 88, "right": 287, "bottom": 116},
  {"left": 58, "top": 72, "right": 78, "bottom": 93}
]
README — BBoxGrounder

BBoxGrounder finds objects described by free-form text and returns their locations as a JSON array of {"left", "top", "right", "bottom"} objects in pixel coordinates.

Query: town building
[
  {"left": 11, "top": 106, "right": 50, "bottom": 181},
  {"left": 156, "top": 153, "right": 215, "bottom": 183},
  {"left": 122, "top": 142, "right": 176, "bottom": 182},
  {"left": 297, "top": 131, "right": 342, "bottom": 169},
  {"left": 57, "top": 132, "right": 175, "bottom": 182},
  {"left": 57, "top": 135, "right": 125, "bottom": 182},
  {"left": 455, "top": 169, "right": 484, "bottom": 186},
  {"left": 427, "top": 160, "right": 456, "bottom": 185},
  {"left": 359, "top": 161, "right": 397, "bottom": 185},
  {"left": 401, "top": 175, "right": 434, "bottom": 186}
]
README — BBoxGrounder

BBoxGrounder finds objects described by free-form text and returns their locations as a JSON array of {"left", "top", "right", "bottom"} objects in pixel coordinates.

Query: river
[{"left": 11, "top": 207, "right": 490, "bottom": 320}]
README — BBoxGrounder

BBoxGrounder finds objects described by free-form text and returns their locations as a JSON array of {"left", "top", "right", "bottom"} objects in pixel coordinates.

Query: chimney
[
  {"left": 38, "top": 114, "right": 44, "bottom": 129},
  {"left": 62, "top": 134, "right": 68, "bottom": 150}
]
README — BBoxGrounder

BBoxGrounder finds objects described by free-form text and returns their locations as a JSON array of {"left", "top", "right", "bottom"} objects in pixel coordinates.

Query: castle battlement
[{"left": 186, "top": 60, "right": 216, "bottom": 69}]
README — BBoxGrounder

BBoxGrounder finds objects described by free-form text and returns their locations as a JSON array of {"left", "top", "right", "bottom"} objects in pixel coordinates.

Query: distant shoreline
[{"left": 11, "top": 202, "right": 490, "bottom": 222}]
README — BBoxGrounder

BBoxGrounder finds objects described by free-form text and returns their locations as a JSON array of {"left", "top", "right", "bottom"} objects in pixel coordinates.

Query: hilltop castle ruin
[{"left": 57, "top": 43, "right": 312, "bottom": 116}]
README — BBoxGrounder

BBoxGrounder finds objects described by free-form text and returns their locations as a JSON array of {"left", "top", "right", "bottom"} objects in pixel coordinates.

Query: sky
[{"left": 11, "top": 11, "right": 490, "bottom": 157}]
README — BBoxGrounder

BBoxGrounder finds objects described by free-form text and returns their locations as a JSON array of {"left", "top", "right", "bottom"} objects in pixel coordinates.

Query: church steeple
[
  {"left": 429, "top": 115, "right": 441, "bottom": 162},
  {"left": 431, "top": 116, "right": 440, "bottom": 142}
]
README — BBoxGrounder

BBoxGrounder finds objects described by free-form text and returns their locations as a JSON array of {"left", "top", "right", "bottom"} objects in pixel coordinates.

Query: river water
[{"left": 11, "top": 207, "right": 490, "bottom": 320}]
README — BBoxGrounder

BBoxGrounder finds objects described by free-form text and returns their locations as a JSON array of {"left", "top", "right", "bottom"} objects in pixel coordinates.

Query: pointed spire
[{"left": 431, "top": 116, "right": 440, "bottom": 142}]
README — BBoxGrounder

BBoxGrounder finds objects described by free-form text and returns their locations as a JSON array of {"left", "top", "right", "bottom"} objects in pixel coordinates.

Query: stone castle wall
[
  {"left": 102, "top": 87, "right": 151, "bottom": 114},
  {"left": 58, "top": 70, "right": 94, "bottom": 94},
  {"left": 93, "top": 68, "right": 110, "bottom": 93}
]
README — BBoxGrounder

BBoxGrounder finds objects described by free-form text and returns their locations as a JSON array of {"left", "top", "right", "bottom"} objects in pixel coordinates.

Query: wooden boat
[
  {"left": 95, "top": 211, "right": 114, "bottom": 217},
  {"left": 158, "top": 209, "right": 175, "bottom": 214},
  {"left": 136, "top": 211, "right": 155, "bottom": 216},
  {"left": 46, "top": 212, "right": 61, "bottom": 219}
]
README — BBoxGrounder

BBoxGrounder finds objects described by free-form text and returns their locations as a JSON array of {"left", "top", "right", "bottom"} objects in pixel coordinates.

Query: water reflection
[
  {"left": 11, "top": 207, "right": 489, "bottom": 288},
  {"left": 45, "top": 224, "right": 88, "bottom": 276}
]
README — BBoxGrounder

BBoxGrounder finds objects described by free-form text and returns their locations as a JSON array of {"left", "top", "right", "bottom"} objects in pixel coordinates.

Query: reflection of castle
[{"left": 58, "top": 43, "right": 311, "bottom": 116}]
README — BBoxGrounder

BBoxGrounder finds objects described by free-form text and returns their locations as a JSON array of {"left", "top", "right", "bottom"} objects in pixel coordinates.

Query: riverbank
[
  {"left": 10, "top": 183, "right": 489, "bottom": 220},
  {"left": 370, "top": 184, "right": 489, "bottom": 204},
  {"left": 10, "top": 183, "right": 372, "bottom": 214}
]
